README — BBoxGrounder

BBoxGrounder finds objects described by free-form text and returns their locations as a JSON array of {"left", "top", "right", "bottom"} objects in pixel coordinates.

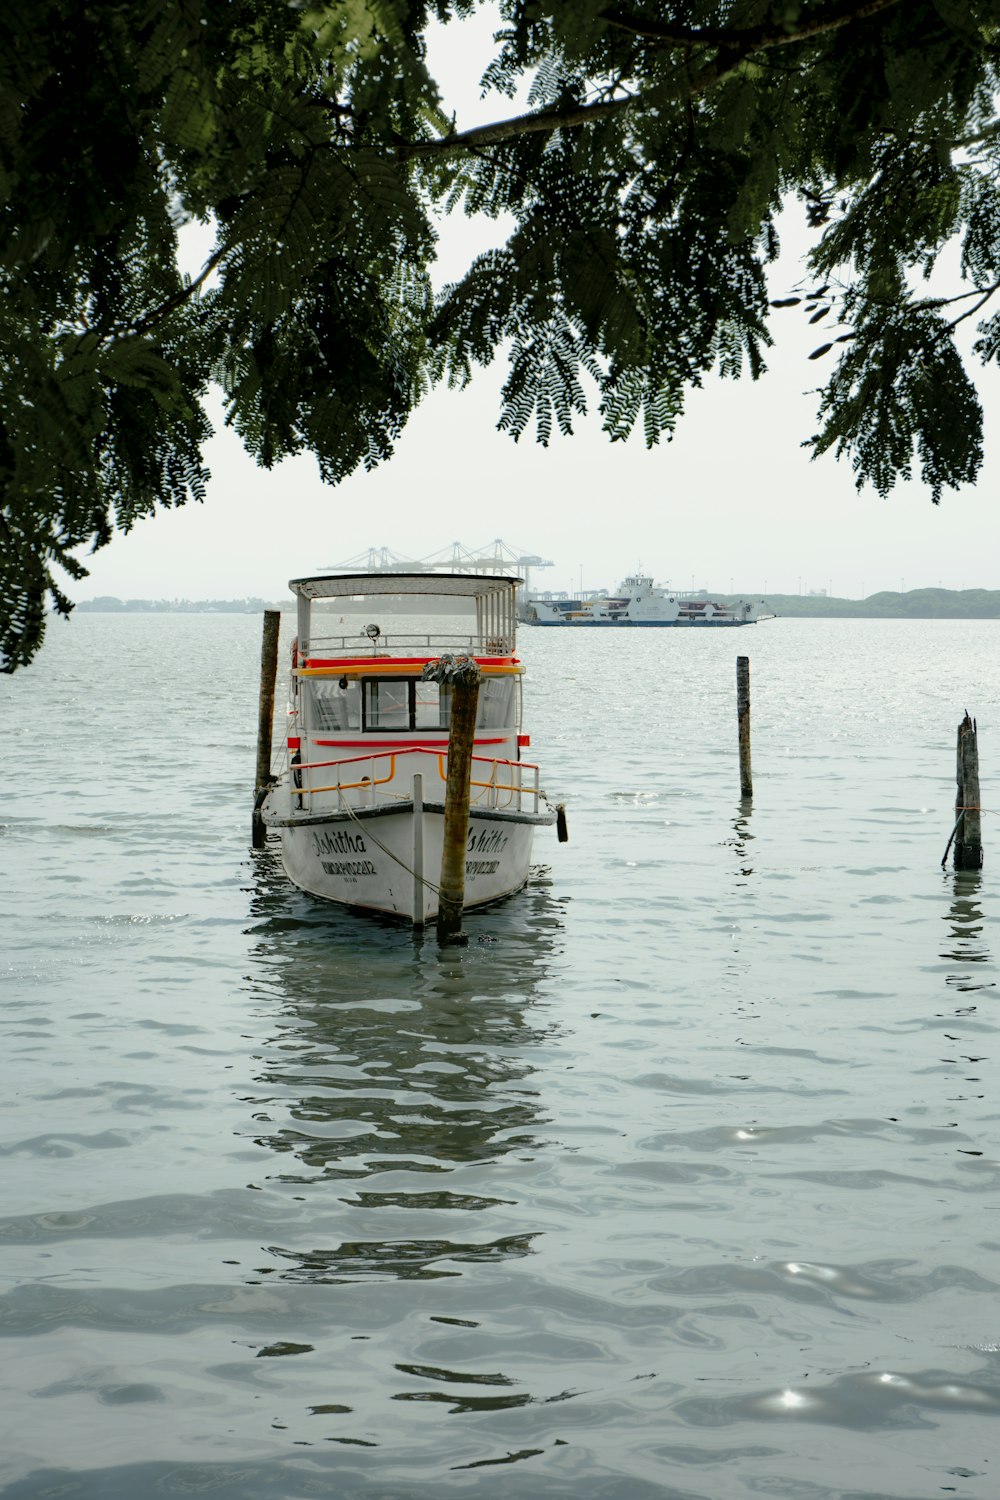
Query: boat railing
[
  {"left": 291, "top": 746, "right": 541, "bottom": 814},
  {"left": 306, "top": 632, "right": 515, "bottom": 659}
]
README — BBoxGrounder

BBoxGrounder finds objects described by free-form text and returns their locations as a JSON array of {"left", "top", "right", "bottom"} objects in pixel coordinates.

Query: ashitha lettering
[
  {"left": 312, "top": 830, "right": 374, "bottom": 883},
  {"left": 312, "top": 830, "right": 367, "bottom": 856},
  {"left": 467, "top": 829, "right": 508, "bottom": 854}
]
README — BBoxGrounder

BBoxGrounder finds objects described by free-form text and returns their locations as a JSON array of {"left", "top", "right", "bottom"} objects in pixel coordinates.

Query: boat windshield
[
  {"left": 304, "top": 675, "right": 518, "bottom": 733},
  {"left": 363, "top": 679, "right": 449, "bottom": 732}
]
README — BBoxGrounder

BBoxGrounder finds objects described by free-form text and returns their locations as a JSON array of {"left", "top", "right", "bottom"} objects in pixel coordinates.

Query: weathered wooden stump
[
  {"left": 954, "top": 712, "right": 983, "bottom": 871},
  {"left": 252, "top": 609, "right": 281, "bottom": 848},
  {"left": 422, "top": 654, "right": 482, "bottom": 944},
  {"left": 737, "top": 655, "right": 752, "bottom": 799}
]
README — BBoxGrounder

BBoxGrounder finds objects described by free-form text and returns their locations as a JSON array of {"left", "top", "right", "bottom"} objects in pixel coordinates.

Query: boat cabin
[{"left": 285, "top": 572, "right": 539, "bottom": 818}]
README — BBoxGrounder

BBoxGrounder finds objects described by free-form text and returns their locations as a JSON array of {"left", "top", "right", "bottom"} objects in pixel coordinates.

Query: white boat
[
  {"left": 260, "top": 572, "right": 557, "bottom": 923},
  {"left": 527, "top": 574, "right": 771, "bottom": 626}
]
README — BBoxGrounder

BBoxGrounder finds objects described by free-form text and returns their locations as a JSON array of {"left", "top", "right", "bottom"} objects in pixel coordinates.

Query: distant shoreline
[
  {"left": 73, "top": 589, "right": 1000, "bottom": 620},
  {"left": 75, "top": 598, "right": 292, "bottom": 614},
  {"left": 742, "top": 589, "right": 1000, "bottom": 619}
]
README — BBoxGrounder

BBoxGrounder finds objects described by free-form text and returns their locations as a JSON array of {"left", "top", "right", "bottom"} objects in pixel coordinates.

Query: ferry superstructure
[{"left": 527, "top": 575, "right": 770, "bottom": 626}]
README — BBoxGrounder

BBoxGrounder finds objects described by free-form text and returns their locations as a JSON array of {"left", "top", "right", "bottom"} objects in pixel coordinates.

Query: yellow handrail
[
  {"left": 297, "top": 756, "right": 397, "bottom": 797},
  {"left": 435, "top": 754, "right": 520, "bottom": 799},
  {"left": 293, "top": 745, "right": 539, "bottom": 808}
]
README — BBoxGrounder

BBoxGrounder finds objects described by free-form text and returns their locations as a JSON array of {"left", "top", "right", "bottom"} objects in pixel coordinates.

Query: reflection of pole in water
[
  {"left": 942, "top": 871, "right": 993, "bottom": 994},
  {"left": 723, "top": 801, "right": 757, "bottom": 1013},
  {"left": 729, "top": 799, "right": 755, "bottom": 882}
]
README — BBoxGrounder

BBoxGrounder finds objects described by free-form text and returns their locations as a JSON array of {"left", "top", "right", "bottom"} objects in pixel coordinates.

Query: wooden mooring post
[
  {"left": 737, "top": 655, "right": 752, "bottom": 799},
  {"left": 251, "top": 608, "right": 281, "bottom": 849},
  {"left": 953, "top": 712, "right": 983, "bottom": 871},
  {"left": 422, "top": 654, "right": 482, "bottom": 944}
]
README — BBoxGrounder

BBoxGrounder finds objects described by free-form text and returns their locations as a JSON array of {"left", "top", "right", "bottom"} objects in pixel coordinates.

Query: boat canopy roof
[{"left": 290, "top": 572, "right": 522, "bottom": 601}]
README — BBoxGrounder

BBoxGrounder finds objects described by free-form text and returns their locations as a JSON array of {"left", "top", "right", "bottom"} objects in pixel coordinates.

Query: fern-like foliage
[
  {"left": 3, "top": 0, "right": 1000, "bottom": 666},
  {"left": 810, "top": 300, "right": 982, "bottom": 502},
  {"left": 441, "top": 0, "right": 997, "bottom": 498},
  {"left": 1, "top": 0, "right": 435, "bottom": 667}
]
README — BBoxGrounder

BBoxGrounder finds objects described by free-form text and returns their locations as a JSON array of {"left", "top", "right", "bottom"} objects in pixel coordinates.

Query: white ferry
[
  {"left": 527, "top": 574, "right": 770, "bottom": 626},
  {"left": 259, "top": 572, "right": 557, "bottom": 923}
]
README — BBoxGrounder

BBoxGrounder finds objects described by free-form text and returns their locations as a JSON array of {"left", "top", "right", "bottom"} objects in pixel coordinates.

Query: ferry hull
[
  {"left": 530, "top": 617, "right": 756, "bottom": 627},
  {"left": 526, "top": 575, "right": 770, "bottom": 626}
]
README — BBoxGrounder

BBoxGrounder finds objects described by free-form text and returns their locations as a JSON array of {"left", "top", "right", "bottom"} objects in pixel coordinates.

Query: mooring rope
[
  {"left": 336, "top": 789, "right": 560, "bottom": 890},
  {"left": 338, "top": 795, "right": 443, "bottom": 896},
  {"left": 941, "top": 806, "right": 989, "bottom": 869}
]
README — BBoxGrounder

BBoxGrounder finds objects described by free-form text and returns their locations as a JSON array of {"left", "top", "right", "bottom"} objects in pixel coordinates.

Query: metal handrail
[
  {"left": 446, "top": 752, "right": 538, "bottom": 812},
  {"left": 291, "top": 745, "right": 539, "bottom": 811},
  {"left": 298, "top": 756, "right": 398, "bottom": 796},
  {"left": 305, "top": 631, "right": 516, "bottom": 656}
]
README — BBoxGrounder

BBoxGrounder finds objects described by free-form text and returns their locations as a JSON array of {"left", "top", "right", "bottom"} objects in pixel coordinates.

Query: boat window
[
  {"left": 477, "top": 677, "right": 516, "bottom": 729},
  {"left": 415, "top": 681, "right": 449, "bottom": 730},
  {"left": 363, "top": 679, "right": 411, "bottom": 730},
  {"left": 360, "top": 678, "right": 449, "bottom": 731},
  {"left": 308, "top": 679, "right": 360, "bottom": 731},
  {"left": 356, "top": 675, "right": 516, "bottom": 733}
]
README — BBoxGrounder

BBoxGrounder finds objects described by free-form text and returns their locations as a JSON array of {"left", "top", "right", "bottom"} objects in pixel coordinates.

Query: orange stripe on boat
[{"left": 310, "top": 736, "right": 510, "bottom": 749}]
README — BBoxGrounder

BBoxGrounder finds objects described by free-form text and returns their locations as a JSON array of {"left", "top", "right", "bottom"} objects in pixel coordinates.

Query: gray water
[{"left": 2, "top": 614, "right": 999, "bottom": 1500}]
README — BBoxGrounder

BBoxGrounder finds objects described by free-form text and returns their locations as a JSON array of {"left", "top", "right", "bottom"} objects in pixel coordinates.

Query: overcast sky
[{"left": 75, "top": 11, "right": 1000, "bottom": 604}]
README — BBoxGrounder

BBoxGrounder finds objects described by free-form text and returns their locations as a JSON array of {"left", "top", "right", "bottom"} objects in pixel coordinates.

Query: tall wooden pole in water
[
  {"left": 954, "top": 712, "right": 983, "bottom": 870},
  {"left": 422, "top": 654, "right": 481, "bottom": 944},
  {"left": 252, "top": 608, "right": 281, "bottom": 848},
  {"left": 737, "top": 656, "right": 752, "bottom": 799}
]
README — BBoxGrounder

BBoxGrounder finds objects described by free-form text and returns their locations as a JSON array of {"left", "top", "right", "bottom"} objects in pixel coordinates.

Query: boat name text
[
  {"left": 312, "top": 830, "right": 367, "bottom": 856},
  {"left": 467, "top": 829, "right": 508, "bottom": 854}
]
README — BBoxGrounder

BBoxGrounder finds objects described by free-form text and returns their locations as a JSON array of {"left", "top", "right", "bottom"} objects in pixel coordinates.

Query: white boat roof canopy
[{"left": 289, "top": 572, "right": 521, "bottom": 601}]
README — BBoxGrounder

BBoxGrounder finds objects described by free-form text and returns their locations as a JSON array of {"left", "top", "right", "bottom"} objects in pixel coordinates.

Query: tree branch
[
  {"left": 948, "top": 279, "right": 1000, "bottom": 330},
  {"left": 603, "top": 0, "right": 903, "bottom": 52},
  {"left": 401, "top": 0, "right": 904, "bottom": 160},
  {"left": 130, "top": 245, "right": 224, "bottom": 336},
  {"left": 400, "top": 95, "right": 639, "bottom": 158}
]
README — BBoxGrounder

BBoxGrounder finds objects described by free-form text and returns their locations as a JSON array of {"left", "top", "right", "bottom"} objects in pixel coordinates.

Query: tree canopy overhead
[{"left": 2, "top": 0, "right": 998, "bottom": 668}]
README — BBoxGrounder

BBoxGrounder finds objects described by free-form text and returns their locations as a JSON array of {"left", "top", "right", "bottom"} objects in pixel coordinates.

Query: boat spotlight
[{"left": 365, "top": 623, "right": 380, "bottom": 640}]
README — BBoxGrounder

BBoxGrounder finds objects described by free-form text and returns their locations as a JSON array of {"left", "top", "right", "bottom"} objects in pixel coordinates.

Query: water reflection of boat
[
  {"left": 243, "top": 849, "right": 564, "bottom": 1284},
  {"left": 527, "top": 574, "right": 772, "bottom": 626},
  {"left": 260, "top": 572, "right": 557, "bottom": 922}
]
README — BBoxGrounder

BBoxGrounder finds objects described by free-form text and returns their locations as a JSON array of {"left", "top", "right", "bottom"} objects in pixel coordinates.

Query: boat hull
[{"left": 263, "top": 791, "right": 548, "bottom": 923}]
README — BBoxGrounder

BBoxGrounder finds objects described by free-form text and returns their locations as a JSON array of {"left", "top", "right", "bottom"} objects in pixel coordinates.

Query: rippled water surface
[{"left": 2, "top": 613, "right": 999, "bottom": 1499}]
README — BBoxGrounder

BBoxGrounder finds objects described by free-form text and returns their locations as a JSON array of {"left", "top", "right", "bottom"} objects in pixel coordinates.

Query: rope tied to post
[
  {"left": 421, "top": 652, "right": 483, "bottom": 687},
  {"left": 337, "top": 794, "right": 443, "bottom": 895},
  {"left": 941, "top": 809, "right": 989, "bottom": 870}
]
